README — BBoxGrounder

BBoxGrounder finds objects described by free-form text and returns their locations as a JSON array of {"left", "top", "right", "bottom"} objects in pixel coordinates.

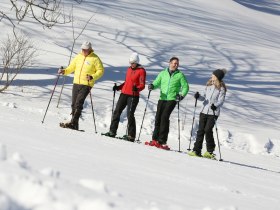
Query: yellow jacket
[{"left": 64, "top": 51, "right": 104, "bottom": 87}]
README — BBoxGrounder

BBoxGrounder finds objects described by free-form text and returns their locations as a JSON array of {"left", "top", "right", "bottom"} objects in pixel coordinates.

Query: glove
[
  {"left": 86, "top": 75, "right": 93, "bottom": 81},
  {"left": 176, "top": 94, "right": 184, "bottom": 101},
  {"left": 58, "top": 67, "right": 65, "bottom": 75},
  {"left": 113, "top": 85, "right": 120, "bottom": 91},
  {"left": 194, "top": 92, "right": 200, "bottom": 99},
  {"left": 211, "top": 104, "right": 217, "bottom": 111},
  {"left": 132, "top": 86, "right": 138, "bottom": 92},
  {"left": 148, "top": 84, "right": 154, "bottom": 91}
]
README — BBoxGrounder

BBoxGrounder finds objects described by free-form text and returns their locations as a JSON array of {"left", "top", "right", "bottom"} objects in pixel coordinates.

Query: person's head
[
  {"left": 81, "top": 41, "right": 92, "bottom": 56},
  {"left": 212, "top": 69, "right": 227, "bottom": 82},
  {"left": 208, "top": 68, "right": 227, "bottom": 91},
  {"left": 129, "top": 52, "right": 140, "bottom": 68},
  {"left": 169, "top": 57, "right": 179, "bottom": 71}
]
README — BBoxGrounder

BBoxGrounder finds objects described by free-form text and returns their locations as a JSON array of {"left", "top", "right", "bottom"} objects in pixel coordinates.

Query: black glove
[
  {"left": 86, "top": 75, "right": 93, "bottom": 81},
  {"left": 211, "top": 104, "right": 217, "bottom": 111},
  {"left": 176, "top": 94, "right": 184, "bottom": 102},
  {"left": 132, "top": 85, "right": 138, "bottom": 92},
  {"left": 148, "top": 84, "right": 154, "bottom": 91},
  {"left": 194, "top": 92, "right": 200, "bottom": 99},
  {"left": 113, "top": 85, "right": 119, "bottom": 91}
]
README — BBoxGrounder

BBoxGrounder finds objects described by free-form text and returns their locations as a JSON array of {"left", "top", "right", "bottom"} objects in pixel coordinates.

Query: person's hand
[
  {"left": 194, "top": 92, "right": 200, "bottom": 99},
  {"left": 87, "top": 74, "right": 93, "bottom": 81},
  {"left": 211, "top": 104, "right": 217, "bottom": 111},
  {"left": 113, "top": 85, "right": 120, "bottom": 91},
  {"left": 176, "top": 94, "right": 184, "bottom": 102},
  {"left": 148, "top": 84, "right": 154, "bottom": 91},
  {"left": 132, "top": 86, "right": 138, "bottom": 92},
  {"left": 58, "top": 67, "right": 65, "bottom": 75}
]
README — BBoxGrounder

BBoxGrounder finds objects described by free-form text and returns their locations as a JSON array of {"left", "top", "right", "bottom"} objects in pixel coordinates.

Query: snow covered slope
[{"left": 0, "top": 0, "right": 280, "bottom": 209}]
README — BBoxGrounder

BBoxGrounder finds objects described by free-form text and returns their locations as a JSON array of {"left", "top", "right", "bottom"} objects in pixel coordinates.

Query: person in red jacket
[{"left": 104, "top": 52, "right": 146, "bottom": 141}]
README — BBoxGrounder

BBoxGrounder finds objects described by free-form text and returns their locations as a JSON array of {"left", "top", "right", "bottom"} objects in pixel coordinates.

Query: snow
[{"left": 1, "top": 0, "right": 280, "bottom": 209}]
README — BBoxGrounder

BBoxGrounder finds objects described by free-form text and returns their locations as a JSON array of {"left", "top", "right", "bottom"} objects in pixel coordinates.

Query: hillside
[{"left": 0, "top": 0, "right": 280, "bottom": 210}]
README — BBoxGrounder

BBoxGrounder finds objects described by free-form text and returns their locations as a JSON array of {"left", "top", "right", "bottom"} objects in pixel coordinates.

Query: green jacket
[{"left": 153, "top": 68, "right": 189, "bottom": 100}]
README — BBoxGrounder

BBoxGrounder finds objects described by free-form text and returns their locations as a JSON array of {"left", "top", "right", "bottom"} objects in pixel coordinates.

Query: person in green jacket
[{"left": 146, "top": 57, "right": 189, "bottom": 150}]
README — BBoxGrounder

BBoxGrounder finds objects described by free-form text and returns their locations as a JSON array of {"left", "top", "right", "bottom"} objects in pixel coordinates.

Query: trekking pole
[
  {"left": 177, "top": 99, "right": 181, "bottom": 152},
  {"left": 111, "top": 83, "right": 117, "bottom": 121},
  {"left": 213, "top": 110, "right": 223, "bottom": 161},
  {"left": 136, "top": 90, "right": 151, "bottom": 142},
  {"left": 181, "top": 98, "right": 188, "bottom": 130},
  {"left": 187, "top": 97, "right": 198, "bottom": 150},
  {"left": 88, "top": 77, "right": 97, "bottom": 133},
  {"left": 56, "top": 76, "right": 66, "bottom": 108},
  {"left": 41, "top": 67, "right": 62, "bottom": 123}
]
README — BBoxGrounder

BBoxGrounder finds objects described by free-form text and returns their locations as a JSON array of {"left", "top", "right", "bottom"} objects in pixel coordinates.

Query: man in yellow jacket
[{"left": 58, "top": 41, "right": 104, "bottom": 130}]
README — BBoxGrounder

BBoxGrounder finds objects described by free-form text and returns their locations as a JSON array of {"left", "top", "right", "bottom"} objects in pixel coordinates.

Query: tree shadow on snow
[{"left": 233, "top": 0, "right": 280, "bottom": 16}]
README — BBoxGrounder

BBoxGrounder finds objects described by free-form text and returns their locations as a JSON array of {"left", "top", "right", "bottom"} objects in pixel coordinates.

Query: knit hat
[
  {"left": 81, "top": 41, "right": 92, "bottom": 50},
  {"left": 213, "top": 69, "right": 227, "bottom": 81},
  {"left": 129, "top": 52, "right": 140, "bottom": 64}
]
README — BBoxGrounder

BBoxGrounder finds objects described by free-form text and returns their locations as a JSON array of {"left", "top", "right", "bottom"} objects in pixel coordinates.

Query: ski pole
[
  {"left": 88, "top": 77, "right": 97, "bottom": 133},
  {"left": 136, "top": 90, "right": 151, "bottom": 142},
  {"left": 213, "top": 110, "right": 223, "bottom": 161},
  {"left": 56, "top": 76, "right": 66, "bottom": 108},
  {"left": 41, "top": 67, "right": 62, "bottom": 123},
  {"left": 181, "top": 98, "right": 188, "bottom": 130},
  {"left": 177, "top": 99, "right": 181, "bottom": 152},
  {"left": 187, "top": 97, "right": 198, "bottom": 150},
  {"left": 111, "top": 83, "right": 117, "bottom": 121}
]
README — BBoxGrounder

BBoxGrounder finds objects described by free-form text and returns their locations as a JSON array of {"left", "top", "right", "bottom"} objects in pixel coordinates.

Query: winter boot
[
  {"left": 145, "top": 140, "right": 161, "bottom": 147},
  {"left": 67, "top": 109, "right": 81, "bottom": 130},
  {"left": 203, "top": 151, "right": 216, "bottom": 160},
  {"left": 188, "top": 151, "right": 202, "bottom": 157},
  {"left": 122, "top": 135, "right": 135, "bottom": 142},
  {"left": 103, "top": 131, "right": 116, "bottom": 138}
]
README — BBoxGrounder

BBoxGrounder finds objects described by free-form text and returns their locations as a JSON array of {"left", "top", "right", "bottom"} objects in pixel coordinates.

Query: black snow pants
[
  {"left": 110, "top": 93, "right": 139, "bottom": 138},
  {"left": 71, "top": 84, "right": 91, "bottom": 121},
  {"left": 193, "top": 113, "right": 218, "bottom": 154},
  {"left": 152, "top": 100, "right": 176, "bottom": 144}
]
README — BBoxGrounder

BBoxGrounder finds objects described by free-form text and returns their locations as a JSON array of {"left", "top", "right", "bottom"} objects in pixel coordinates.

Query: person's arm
[{"left": 92, "top": 57, "right": 104, "bottom": 81}]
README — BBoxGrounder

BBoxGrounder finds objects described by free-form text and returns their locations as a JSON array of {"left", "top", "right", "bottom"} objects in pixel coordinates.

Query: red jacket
[{"left": 119, "top": 65, "right": 146, "bottom": 96}]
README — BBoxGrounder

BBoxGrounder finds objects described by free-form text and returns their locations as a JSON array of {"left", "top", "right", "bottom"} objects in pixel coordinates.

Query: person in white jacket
[{"left": 189, "top": 69, "right": 227, "bottom": 159}]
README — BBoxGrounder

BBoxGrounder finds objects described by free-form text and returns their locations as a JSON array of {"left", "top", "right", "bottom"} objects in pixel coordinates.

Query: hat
[
  {"left": 81, "top": 41, "right": 92, "bottom": 50},
  {"left": 213, "top": 69, "right": 227, "bottom": 81},
  {"left": 129, "top": 52, "right": 140, "bottom": 64}
]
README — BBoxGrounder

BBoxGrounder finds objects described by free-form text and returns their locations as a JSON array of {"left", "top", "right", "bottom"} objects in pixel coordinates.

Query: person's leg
[
  {"left": 71, "top": 84, "right": 79, "bottom": 115},
  {"left": 71, "top": 85, "right": 90, "bottom": 129},
  {"left": 110, "top": 94, "right": 128, "bottom": 134},
  {"left": 192, "top": 113, "right": 207, "bottom": 155},
  {"left": 205, "top": 115, "right": 217, "bottom": 153},
  {"left": 127, "top": 96, "right": 139, "bottom": 139},
  {"left": 157, "top": 100, "right": 176, "bottom": 144},
  {"left": 152, "top": 100, "right": 165, "bottom": 141}
]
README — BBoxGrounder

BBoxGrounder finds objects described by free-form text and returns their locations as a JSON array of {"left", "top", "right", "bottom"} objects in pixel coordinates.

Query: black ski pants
[
  {"left": 152, "top": 100, "right": 176, "bottom": 144},
  {"left": 193, "top": 113, "right": 218, "bottom": 154},
  {"left": 71, "top": 84, "right": 91, "bottom": 115},
  {"left": 110, "top": 93, "right": 139, "bottom": 138}
]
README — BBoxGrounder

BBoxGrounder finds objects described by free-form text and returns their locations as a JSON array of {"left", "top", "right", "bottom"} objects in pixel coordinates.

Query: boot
[{"left": 70, "top": 109, "right": 81, "bottom": 130}]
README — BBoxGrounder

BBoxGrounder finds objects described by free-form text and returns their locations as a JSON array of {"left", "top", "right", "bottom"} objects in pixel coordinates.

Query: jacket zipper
[{"left": 79, "top": 57, "right": 86, "bottom": 84}]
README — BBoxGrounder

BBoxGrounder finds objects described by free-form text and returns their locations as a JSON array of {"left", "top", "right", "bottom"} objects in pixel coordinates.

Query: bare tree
[
  {"left": 0, "top": 0, "right": 84, "bottom": 30},
  {"left": 0, "top": 32, "right": 37, "bottom": 92}
]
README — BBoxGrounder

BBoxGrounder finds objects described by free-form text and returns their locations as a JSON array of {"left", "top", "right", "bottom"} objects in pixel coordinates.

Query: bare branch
[{"left": 0, "top": 31, "right": 37, "bottom": 92}]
